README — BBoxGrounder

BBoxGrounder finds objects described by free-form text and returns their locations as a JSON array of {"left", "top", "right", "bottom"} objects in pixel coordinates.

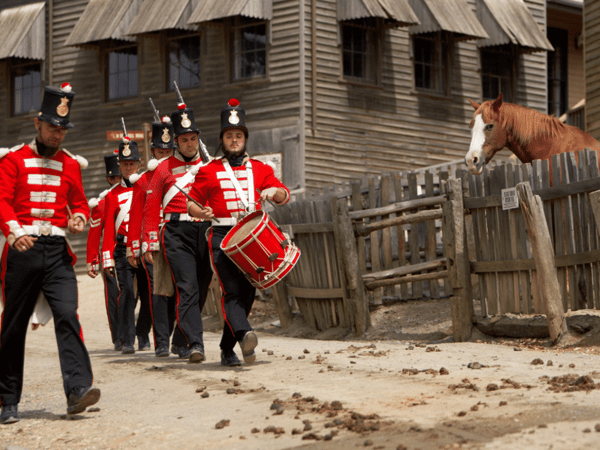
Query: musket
[
  {"left": 121, "top": 117, "right": 127, "bottom": 138},
  {"left": 173, "top": 81, "right": 185, "bottom": 105},
  {"left": 173, "top": 81, "right": 211, "bottom": 163},
  {"left": 174, "top": 184, "right": 219, "bottom": 224},
  {"left": 148, "top": 97, "right": 160, "bottom": 122}
]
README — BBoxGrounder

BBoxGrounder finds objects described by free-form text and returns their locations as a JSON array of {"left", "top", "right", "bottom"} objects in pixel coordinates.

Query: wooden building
[
  {"left": 0, "top": 0, "right": 583, "bottom": 269},
  {"left": 585, "top": 0, "right": 600, "bottom": 137}
]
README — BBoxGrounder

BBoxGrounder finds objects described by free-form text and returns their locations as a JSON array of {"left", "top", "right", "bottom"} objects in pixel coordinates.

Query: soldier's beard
[
  {"left": 222, "top": 143, "right": 246, "bottom": 160},
  {"left": 36, "top": 139, "right": 59, "bottom": 157}
]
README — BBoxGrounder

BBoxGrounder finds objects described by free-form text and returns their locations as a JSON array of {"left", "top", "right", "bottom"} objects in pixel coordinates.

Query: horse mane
[{"left": 481, "top": 101, "right": 569, "bottom": 148}]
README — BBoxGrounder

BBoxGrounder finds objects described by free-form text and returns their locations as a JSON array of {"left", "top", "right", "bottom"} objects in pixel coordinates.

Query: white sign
[
  {"left": 253, "top": 153, "right": 282, "bottom": 180},
  {"left": 501, "top": 187, "right": 519, "bottom": 210}
]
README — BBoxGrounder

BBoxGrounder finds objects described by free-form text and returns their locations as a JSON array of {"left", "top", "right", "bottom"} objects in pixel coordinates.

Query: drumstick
[
  {"left": 256, "top": 188, "right": 278, "bottom": 209},
  {"left": 66, "top": 204, "right": 74, "bottom": 221},
  {"left": 175, "top": 185, "right": 220, "bottom": 224}
]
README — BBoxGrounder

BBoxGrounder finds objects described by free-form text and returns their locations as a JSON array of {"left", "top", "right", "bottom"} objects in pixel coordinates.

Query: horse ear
[
  {"left": 492, "top": 93, "right": 503, "bottom": 110},
  {"left": 468, "top": 98, "right": 480, "bottom": 110}
]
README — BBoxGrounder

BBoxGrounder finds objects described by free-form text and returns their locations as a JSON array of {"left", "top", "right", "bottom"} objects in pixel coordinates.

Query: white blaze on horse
[{"left": 465, "top": 93, "right": 600, "bottom": 175}]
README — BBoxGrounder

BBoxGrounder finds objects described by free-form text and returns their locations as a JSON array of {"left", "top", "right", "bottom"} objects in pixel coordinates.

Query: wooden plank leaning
[
  {"left": 331, "top": 196, "right": 370, "bottom": 336},
  {"left": 516, "top": 182, "right": 567, "bottom": 345},
  {"left": 442, "top": 178, "right": 473, "bottom": 342}
]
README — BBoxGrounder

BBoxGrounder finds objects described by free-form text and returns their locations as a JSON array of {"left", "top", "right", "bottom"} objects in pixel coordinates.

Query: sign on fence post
[{"left": 501, "top": 187, "right": 519, "bottom": 210}]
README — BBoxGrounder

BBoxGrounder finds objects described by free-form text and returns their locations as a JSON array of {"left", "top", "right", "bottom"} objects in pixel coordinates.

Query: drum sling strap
[
  {"left": 162, "top": 164, "right": 200, "bottom": 209},
  {"left": 222, "top": 159, "right": 255, "bottom": 213},
  {"left": 115, "top": 193, "right": 132, "bottom": 233}
]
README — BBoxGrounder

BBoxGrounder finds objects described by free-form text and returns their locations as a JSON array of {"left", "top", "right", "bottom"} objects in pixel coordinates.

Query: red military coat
[
  {"left": 142, "top": 151, "right": 203, "bottom": 252},
  {"left": 127, "top": 170, "right": 151, "bottom": 258},
  {"left": 101, "top": 180, "right": 133, "bottom": 268},
  {"left": 86, "top": 197, "right": 106, "bottom": 271},
  {"left": 188, "top": 156, "right": 289, "bottom": 218},
  {"left": 0, "top": 141, "right": 89, "bottom": 245}
]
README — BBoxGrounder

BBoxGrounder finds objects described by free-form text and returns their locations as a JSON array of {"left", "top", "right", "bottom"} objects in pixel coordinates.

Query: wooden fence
[
  {"left": 268, "top": 166, "right": 464, "bottom": 333},
  {"left": 462, "top": 149, "right": 600, "bottom": 316},
  {"left": 266, "top": 150, "right": 600, "bottom": 340}
]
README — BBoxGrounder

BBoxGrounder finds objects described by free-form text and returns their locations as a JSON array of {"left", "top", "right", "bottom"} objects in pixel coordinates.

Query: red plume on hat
[{"left": 228, "top": 98, "right": 240, "bottom": 107}]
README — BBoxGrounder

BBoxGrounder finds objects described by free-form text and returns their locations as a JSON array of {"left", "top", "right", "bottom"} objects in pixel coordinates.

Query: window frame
[
  {"left": 412, "top": 31, "right": 452, "bottom": 96},
  {"left": 480, "top": 45, "right": 518, "bottom": 103},
  {"left": 166, "top": 31, "right": 202, "bottom": 93},
  {"left": 547, "top": 27, "right": 568, "bottom": 117},
  {"left": 104, "top": 43, "right": 139, "bottom": 102},
  {"left": 339, "top": 18, "right": 382, "bottom": 86},
  {"left": 10, "top": 59, "right": 42, "bottom": 117},
  {"left": 229, "top": 16, "right": 269, "bottom": 83}
]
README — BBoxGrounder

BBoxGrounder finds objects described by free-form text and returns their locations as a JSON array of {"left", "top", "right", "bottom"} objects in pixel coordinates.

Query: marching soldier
[
  {"left": 0, "top": 83, "right": 100, "bottom": 424},
  {"left": 102, "top": 133, "right": 151, "bottom": 354},
  {"left": 143, "top": 102, "right": 212, "bottom": 363},
  {"left": 86, "top": 151, "right": 122, "bottom": 350},
  {"left": 188, "top": 99, "right": 290, "bottom": 366},
  {"left": 127, "top": 115, "right": 186, "bottom": 357}
]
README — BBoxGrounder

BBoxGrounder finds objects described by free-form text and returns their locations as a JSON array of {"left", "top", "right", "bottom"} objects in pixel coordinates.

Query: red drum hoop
[{"left": 220, "top": 210, "right": 300, "bottom": 290}]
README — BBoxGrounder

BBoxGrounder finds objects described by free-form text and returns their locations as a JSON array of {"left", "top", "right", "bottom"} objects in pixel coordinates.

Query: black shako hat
[
  {"left": 104, "top": 151, "right": 121, "bottom": 177},
  {"left": 220, "top": 98, "right": 248, "bottom": 138},
  {"left": 38, "top": 82, "right": 75, "bottom": 129},
  {"left": 151, "top": 116, "right": 176, "bottom": 149},
  {"left": 118, "top": 118, "right": 140, "bottom": 161},
  {"left": 170, "top": 103, "right": 199, "bottom": 138},
  {"left": 118, "top": 137, "right": 140, "bottom": 161}
]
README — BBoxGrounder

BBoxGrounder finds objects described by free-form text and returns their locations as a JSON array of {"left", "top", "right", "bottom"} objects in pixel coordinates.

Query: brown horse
[{"left": 465, "top": 93, "right": 600, "bottom": 175}]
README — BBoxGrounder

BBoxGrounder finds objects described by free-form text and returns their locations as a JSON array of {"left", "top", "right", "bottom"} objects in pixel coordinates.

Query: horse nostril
[{"left": 473, "top": 156, "right": 479, "bottom": 165}]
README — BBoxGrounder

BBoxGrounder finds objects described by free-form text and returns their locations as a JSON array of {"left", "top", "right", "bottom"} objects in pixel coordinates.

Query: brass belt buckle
[{"left": 40, "top": 224, "right": 51, "bottom": 236}]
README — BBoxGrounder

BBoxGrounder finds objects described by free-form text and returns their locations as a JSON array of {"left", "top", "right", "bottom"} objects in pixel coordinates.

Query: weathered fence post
[
  {"left": 442, "top": 178, "right": 473, "bottom": 342},
  {"left": 270, "top": 281, "right": 293, "bottom": 329},
  {"left": 589, "top": 190, "right": 600, "bottom": 238},
  {"left": 331, "top": 197, "right": 370, "bottom": 336},
  {"left": 516, "top": 182, "right": 567, "bottom": 345}
]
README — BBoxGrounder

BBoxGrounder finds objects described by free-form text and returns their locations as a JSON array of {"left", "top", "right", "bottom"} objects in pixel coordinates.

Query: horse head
[{"left": 465, "top": 94, "right": 508, "bottom": 175}]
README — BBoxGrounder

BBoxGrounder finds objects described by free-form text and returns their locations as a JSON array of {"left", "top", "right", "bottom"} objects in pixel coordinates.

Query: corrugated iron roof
[
  {"left": 478, "top": 0, "right": 553, "bottom": 51},
  {"left": 0, "top": 2, "right": 45, "bottom": 60},
  {"left": 338, "top": 0, "right": 420, "bottom": 26},
  {"left": 64, "top": 0, "right": 142, "bottom": 47},
  {"left": 188, "top": 0, "right": 272, "bottom": 24},
  {"left": 408, "top": 0, "right": 488, "bottom": 41},
  {"left": 128, "top": 0, "right": 198, "bottom": 35}
]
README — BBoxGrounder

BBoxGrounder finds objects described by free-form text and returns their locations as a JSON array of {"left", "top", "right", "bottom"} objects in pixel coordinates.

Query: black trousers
[
  {"left": 162, "top": 220, "right": 212, "bottom": 350},
  {"left": 113, "top": 245, "right": 151, "bottom": 347},
  {"left": 0, "top": 236, "right": 94, "bottom": 406},
  {"left": 101, "top": 268, "right": 120, "bottom": 344},
  {"left": 208, "top": 226, "right": 256, "bottom": 352},
  {"left": 141, "top": 259, "right": 185, "bottom": 349}
]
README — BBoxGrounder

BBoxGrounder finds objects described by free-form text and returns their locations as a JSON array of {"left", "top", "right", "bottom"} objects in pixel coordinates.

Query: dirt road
[{"left": 2, "top": 275, "right": 600, "bottom": 450}]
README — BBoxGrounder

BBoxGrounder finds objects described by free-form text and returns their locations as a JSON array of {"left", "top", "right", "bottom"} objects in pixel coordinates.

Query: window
[
  {"left": 232, "top": 17, "right": 267, "bottom": 80},
  {"left": 168, "top": 34, "right": 201, "bottom": 91},
  {"left": 11, "top": 60, "right": 41, "bottom": 115},
  {"left": 107, "top": 45, "right": 138, "bottom": 100},
  {"left": 547, "top": 27, "right": 568, "bottom": 117},
  {"left": 480, "top": 47, "right": 514, "bottom": 102},
  {"left": 341, "top": 19, "right": 379, "bottom": 84},
  {"left": 413, "top": 32, "right": 449, "bottom": 94}
]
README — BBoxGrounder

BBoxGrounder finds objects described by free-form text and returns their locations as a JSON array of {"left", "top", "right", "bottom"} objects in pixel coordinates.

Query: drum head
[{"left": 225, "top": 214, "right": 263, "bottom": 247}]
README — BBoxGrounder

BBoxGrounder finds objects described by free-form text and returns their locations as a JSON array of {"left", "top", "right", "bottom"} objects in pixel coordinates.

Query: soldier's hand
[
  {"left": 104, "top": 267, "right": 115, "bottom": 278},
  {"left": 14, "top": 235, "right": 37, "bottom": 252},
  {"left": 127, "top": 256, "right": 138, "bottom": 268},
  {"left": 144, "top": 251, "right": 155, "bottom": 264},
  {"left": 87, "top": 269, "right": 98, "bottom": 279},
  {"left": 260, "top": 187, "right": 284, "bottom": 203},
  {"left": 68, "top": 216, "right": 85, "bottom": 234},
  {"left": 188, "top": 203, "right": 214, "bottom": 221}
]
